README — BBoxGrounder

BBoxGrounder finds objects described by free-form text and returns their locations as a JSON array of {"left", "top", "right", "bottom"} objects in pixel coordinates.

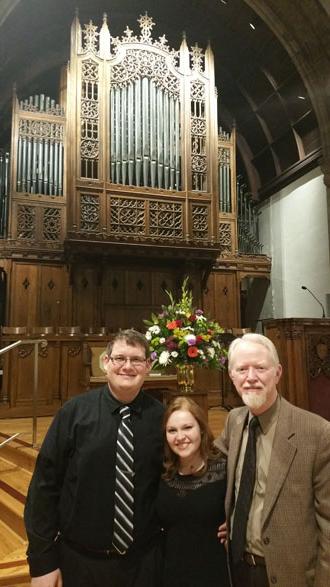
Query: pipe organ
[{"left": 0, "top": 11, "right": 270, "bottom": 336}]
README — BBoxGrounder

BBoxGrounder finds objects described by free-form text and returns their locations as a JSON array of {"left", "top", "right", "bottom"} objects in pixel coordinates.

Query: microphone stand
[{"left": 301, "top": 286, "right": 325, "bottom": 318}]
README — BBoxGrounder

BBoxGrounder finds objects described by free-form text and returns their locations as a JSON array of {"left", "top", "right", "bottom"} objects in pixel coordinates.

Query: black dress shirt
[{"left": 24, "top": 386, "right": 165, "bottom": 577}]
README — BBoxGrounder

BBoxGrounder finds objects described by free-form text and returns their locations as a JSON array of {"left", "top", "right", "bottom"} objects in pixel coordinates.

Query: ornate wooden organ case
[{"left": 0, "top": 13, "right": 270, "bottom": 333}]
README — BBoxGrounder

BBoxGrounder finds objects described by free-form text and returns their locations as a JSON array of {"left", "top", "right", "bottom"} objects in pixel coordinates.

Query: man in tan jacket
[{"left": 216, "top": 333, "right": 330, "bottom": 587}]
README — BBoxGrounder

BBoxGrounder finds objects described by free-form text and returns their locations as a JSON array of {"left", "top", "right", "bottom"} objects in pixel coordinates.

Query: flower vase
[{"left": 176, "top": 363, "right": 195, "bottom": 393}]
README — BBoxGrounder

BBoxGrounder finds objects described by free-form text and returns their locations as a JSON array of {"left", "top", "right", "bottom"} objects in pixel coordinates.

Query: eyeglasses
[{"left": 109, "top": 355, "right": 147, "bottom": 368}]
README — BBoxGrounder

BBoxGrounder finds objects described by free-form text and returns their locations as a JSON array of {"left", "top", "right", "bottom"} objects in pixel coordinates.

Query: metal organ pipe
[
  {"left": 110, "top": 79, "right": 180, "bottom": 190},
  {"left": 15, "top": 94, "right": 64, "bottom": 196}
]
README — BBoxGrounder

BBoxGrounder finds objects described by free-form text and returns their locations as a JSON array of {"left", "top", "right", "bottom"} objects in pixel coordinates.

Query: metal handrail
[{"left": 0, "top": 338, "right": 47, "bottom": 448}]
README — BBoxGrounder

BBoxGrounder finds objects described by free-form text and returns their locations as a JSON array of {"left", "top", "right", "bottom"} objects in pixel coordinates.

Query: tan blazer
[{"left": 216, "top": 397, "right": 330, "bottom": 587}]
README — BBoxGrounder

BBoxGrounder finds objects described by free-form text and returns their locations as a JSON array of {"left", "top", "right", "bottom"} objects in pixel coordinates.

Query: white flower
[
  {"left": 196, "top": 314, "right": 206, "bottom": 321},
  {"left": 145, "top": 331, "right": 152, "bottom": 341},
  {"left": 184, "top": 333, "right": 196, "bottom": 346},
  {"left": 149, "top": 325, "right": 161, "bottom": 334},
  {"left": 206, "top": 347, "right": 215, "bottom": 358},
  {"left": 159, "top": 337, "right": 166, "bottom": 343},
  {"left": 159, "top": 350, "right": 171, "bottom": 365},
  {"left": 171, "top": 351, "right": 178, "bottom": 358}
]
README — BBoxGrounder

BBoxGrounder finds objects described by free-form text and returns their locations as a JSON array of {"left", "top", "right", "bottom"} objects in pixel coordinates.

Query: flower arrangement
[{"left": 144, "top": 278, "right": 227, "bottom": 370}]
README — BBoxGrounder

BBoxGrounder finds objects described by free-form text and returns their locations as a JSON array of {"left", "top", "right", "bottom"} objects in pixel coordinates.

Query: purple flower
[
  {"left": 150, "top": 351, "right": 158, "bottom": 360},
  {"left": 195, "top": 309, "right": 203, "bottom": 316}
]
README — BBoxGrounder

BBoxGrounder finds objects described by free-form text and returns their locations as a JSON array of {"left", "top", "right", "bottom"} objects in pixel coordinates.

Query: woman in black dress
[{"left": 156, "top": 397, "right": 229, "bottom": 587}]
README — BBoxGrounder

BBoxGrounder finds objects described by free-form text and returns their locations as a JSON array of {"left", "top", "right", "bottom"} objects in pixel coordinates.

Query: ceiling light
[
  {"left": 249, "top": 22, "right": 256, "bottom": 30},
  {"left": 219, "top": 0, "right": 228, "bottom": 5},
  {"left": 298, "top": 95, "right": 306, "bottom": 100}
]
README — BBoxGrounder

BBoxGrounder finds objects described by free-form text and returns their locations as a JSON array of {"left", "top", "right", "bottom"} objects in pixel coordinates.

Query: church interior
[{"left": 0, "top": 1, "right": 329, "bottom": 584}]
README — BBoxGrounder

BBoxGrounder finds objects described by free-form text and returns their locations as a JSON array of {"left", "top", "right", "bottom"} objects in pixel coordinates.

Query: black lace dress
[{"left": 156, "top": 457, "right": 230, "bottom": 587}]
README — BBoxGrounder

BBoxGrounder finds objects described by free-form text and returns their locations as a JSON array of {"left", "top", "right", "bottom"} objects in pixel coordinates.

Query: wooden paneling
[
  {"left": 2, "top": 340, "right": 61, "bottom": 409},
  {"left": 38, "top": 265, "right": 70, "bottom": 326},
  {"left": 264, "top": 318, "right": 330, "bottom": 419},
  {"left": 7, "top": 262, "right": 71, "bottom": 328},
  {"left": 72, "top": 266, "right": 99, "bottom": 328},
  {"left": 204, "top": 270, "right": 239, "bottom": 328},
  {"left": 9, "top": 264, "right": 38, "bottom": 326}
]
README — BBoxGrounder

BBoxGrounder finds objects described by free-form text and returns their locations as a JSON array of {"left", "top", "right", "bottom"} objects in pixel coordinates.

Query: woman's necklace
[{"left": 178, "top": 459, "right": 205, "bottom": 476}]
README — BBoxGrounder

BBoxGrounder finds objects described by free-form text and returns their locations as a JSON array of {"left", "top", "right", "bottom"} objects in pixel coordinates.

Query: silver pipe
[
  {"left": 38, "top": 138, "right": 43, "bottom": 194},
  {"left": 58, "top": 142, "right": 63, "bottom": 195},
  {"left": 17, "top": 137, "right": 22, "bottom": 192},
  {"left": 163, "top": 93, "right": 169, "bottom": 189},
  {"left": 40, "top": 94, "right": 45, "bottom": 112},
  {"left": 135, "top": 79, "right": 142, "bottom": 187},
  {"left": 110, "top": 89, "right": 115, "bottom": 181},
  {"left": 54, "top": 140, "right": 59, "bottom": 195},
  {"left": 127, "top": 83, "right": 134, "bottom": 185},
  {"left": 157, "top": 88, "right": 164, "bottom": 188},
  {"left": 150, "top": 80, "right": 157, "bottom": 188},
  {"left": 115, "top": 87, "right": 121, "bottom": 183},
  {"left": 142, "top": 77, "right": 149, "bottom": 186},
  {"left": 175, "top": 98, "right": 180, "bottom": 190},
  {"left": 169, "top": 95, "right": 175, "bottom": 189},
  {"left": 121, "top": 86, "right": 128, "bottom": 185},
  {"left": 21, "top": 137, "right": 27, "bottom": 192},
  {"left": 49, "top": 141, "right": 54, "bottom": 195},
  {"left": 228, "top": 165, "right": 232, "bottom": 212},
  {"left": 219, "top": 164, "right": 222, "bottom": 211},
  {"left": 26, "top": 135, "right": 32, "bottom": 193},
  {"left": 43, "top": 139, "right": 49, "bottom": 194}
]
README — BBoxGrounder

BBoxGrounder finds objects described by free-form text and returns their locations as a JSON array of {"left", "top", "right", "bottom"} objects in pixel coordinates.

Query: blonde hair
[
  {"left": 162, "top": 397, "right": 219, "bottom": 480},
  {"left": 228, "top": 333, "right": 280, "bottom": 370}
]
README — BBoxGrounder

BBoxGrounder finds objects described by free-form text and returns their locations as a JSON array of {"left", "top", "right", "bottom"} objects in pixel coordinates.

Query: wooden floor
[
  {"left": 0, "top": 407, "right": 229, "bottom": 445},
  {"left": 0, "top": 407, "right": 229, "bottom": 586}
]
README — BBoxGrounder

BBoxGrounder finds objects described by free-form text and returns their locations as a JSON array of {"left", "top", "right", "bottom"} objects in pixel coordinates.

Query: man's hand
[
  {"left": 31, "top": 569, "right": 63, "bottom": 587},
  {"left": 218, "top": 521, "right": 228, "bottom": 548}
]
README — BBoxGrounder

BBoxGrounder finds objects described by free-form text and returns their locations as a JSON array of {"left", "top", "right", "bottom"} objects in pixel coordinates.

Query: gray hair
[{"left": 228, "top": 333, "right": 280, "bottom": 370}]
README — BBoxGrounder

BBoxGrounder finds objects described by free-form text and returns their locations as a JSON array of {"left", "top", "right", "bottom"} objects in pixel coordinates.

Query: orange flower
[
  {"left": 187, "top": 346, "right": 198, "bottom": 358},
  {"left": 167, "top": 320, "right": 178, "bottom": 330}
]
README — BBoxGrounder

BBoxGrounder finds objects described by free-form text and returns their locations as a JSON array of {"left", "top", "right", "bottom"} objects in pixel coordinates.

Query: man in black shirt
[{"left": 24, "top": 329, "right": 165, "bottom": 587}]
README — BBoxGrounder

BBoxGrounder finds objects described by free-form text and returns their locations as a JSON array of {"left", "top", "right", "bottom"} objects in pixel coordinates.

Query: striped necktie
[
  {"left": 231, "top": 415, "right": 259, "bottom": 564},
  {"left": 112, "top": 405, "right": 134, "bottom": 554}
]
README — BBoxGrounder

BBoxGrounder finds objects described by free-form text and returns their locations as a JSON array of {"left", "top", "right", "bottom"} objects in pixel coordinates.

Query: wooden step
[
  {"left": 0, "top": 433, "right": 38, "bottom": 473},
  {"left": 0, "top": 519, "right": 26, "bottom": 562},
  {"left": 0, "top": 519, "right": 29, "bottom": 587},
  {"left": 0, "top": 456, "right": 31, "bottom": 495},
  {"left": 0, "top": 487, "right": 26, "bottom": 540},
  {"left": 0, "top": 561, "right": 30, "bottom": 587}
]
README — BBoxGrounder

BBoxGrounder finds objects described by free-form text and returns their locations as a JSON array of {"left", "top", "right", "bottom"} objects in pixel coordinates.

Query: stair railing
[{"left": 0, "top": 338, "right": 47, "bottom": 448}]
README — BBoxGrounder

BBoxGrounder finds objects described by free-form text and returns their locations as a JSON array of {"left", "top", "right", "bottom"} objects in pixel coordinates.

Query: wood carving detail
[{"left": 308, "top": 335, "right": 330, "bottom": 378}]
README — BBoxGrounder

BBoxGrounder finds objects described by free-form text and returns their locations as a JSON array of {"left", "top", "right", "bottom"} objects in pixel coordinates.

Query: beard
[{"left": 241, "top": 389, "right": 268, "bottom": 410}]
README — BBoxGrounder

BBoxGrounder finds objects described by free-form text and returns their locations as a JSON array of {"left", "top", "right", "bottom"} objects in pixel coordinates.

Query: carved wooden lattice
[
  {"left": 149, "top": 201, "right": 183, "bottom": 239},
  {"left": 110, "top": 198, "right": 146, "bottom": 235},
  {"left": 219, "top": 222, "right": 232, "bottom": 252},
  {"left": 80, "top": 59, "right": 99, "bottom": 179},
  {"left": 191, "top": 80, "right": 207, "bottom": 192},
  {"left": 80, "top": 194, "right": 100, "bottom": 231},
  {"left": 192, "top": 204, "right": 209, "bottom": 240},
  {"left": 43, "top": 208, "right": 61, "bottom": 241},
  {"left": 17, "top": 205, "right": 36, "bottom": 239}
]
